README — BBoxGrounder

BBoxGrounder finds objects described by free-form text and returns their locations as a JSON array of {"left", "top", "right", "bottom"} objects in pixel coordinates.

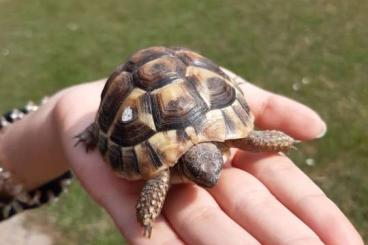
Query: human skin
[{"left": 0, "top": 69, "right": 363, "bottom": 245}]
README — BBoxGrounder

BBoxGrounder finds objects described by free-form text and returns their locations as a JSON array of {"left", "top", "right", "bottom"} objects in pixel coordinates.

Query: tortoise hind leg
[
  {"left": 136, "top": 169, "right": 170, "bottom": 238},
  {"left": 74, "top": 123, "right": 98, "bottom": 152},
  {"left": 227, "top": 130, "right": 296, "bottom": 153}
]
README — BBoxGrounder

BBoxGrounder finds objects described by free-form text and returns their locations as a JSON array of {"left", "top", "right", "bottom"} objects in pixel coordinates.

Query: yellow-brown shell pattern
[{"left": 96, "top": 47, "right": 254, "bottom": 180}]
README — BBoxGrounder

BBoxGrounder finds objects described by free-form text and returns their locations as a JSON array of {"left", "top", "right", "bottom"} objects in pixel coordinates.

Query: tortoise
[{"left": 76, "top": 46, "right": 296, "bottom": 238}]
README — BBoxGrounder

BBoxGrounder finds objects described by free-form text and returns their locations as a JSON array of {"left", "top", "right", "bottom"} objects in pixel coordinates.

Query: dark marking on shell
[
  {"left": 145, "top": 141, "right": 163, "bottom": 169},
  {"left": 206, "top": 77, "right": 236, "bottom": 109},
  {"left": 110, "top": 119, "right": 156, "bottom": 147},
  {"left": 176, "top": 129, "right": 189, "bottom": 143},
  {"left": 151, "top": 80, "right": 208, "bottom": 131},
  {"left": 108, "top": 143, "right": 123, "bottom": 172},
  {"left": 232, "top": 103, "right": 250, "bottom": 126},
  {"left": 141, "top": 93, "right": 153, "bottom": 114},
  {"left": 133, "top": 56, "right": 186, "bottom": 91},
  {"left": 237, "top": 95, "right": 250, "bottom": 114},
  {"left": 221, "top": 109, "right": 236, "bottom": 137},
  {"left": 175, "top": 50, "right": 230, "bottom": 80},
  {"left": 98, "top": 72, "right": 133, "bottom": 132},
  {"left": 136, "top": 75, "right": 179, "bottom": 92},
  {"left": 191, "top": 59, "right": 229, "bottom": 80},
  {"left": 101, "top": 65, "right": 125, "bottom": 99},
  {"left": 122, "top": 147, "right": 140, "bottom": 174},
  {"left": 123, "top": 47, "right": 174, "bottom": 72},
  {"left": 233, "top": 82, "right": 245, "bottom": 96},
  {"left": 109, "top": 91, "right": 156, "bottom": 147},
  {"left": 191, "top": 114, "right": 209, "bottom": 135},
  {"left": 98, "top": 133, "right": 108, "bottom": 155}
]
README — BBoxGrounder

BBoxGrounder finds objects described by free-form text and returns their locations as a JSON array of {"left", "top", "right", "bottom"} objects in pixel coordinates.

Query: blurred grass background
[{"left": 0, "top": 0, "right": 367, "bottom": 243}]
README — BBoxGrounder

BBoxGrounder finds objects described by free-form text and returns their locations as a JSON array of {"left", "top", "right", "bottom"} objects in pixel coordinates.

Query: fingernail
[{"left": 316, "top": 121, "right": 327, "bottom": 138}]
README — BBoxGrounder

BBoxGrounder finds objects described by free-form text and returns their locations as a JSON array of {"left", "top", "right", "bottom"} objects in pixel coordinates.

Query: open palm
[{"left": 53, "top": 70, "right": 363, "bottom": 245}]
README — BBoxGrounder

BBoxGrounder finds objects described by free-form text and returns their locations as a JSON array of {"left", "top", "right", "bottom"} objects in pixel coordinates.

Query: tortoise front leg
[
  {"left": 136, "top": 169, "right": 170, "bottom": 238},
  {"left": 228, "top": 130, "right": 297, "bottom": 153},
  {"left": 74, "top": 123, "right": 98, "bottom": 152}
]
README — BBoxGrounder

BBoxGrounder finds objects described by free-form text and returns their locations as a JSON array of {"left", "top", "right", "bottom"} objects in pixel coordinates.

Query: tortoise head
[{"left": 179, "top": 142, "right": 224, "bottom": 188}]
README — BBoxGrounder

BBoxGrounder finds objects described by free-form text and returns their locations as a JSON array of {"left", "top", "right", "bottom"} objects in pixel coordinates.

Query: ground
[
  {"left": 0, "top": 213, "right": 52, "bottom": 245},
  {"left": 0, "top": 0, "right": 367, "bottom": 243}
]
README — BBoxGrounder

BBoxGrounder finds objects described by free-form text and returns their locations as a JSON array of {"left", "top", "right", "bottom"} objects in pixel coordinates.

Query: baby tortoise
[{"left": 76, "top": 46, "right": 296, "bottom": 238}]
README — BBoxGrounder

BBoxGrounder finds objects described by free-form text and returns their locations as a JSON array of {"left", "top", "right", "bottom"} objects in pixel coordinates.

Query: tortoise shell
[{"left": 95, "top": 47, "right": 254, "bottom": 180}]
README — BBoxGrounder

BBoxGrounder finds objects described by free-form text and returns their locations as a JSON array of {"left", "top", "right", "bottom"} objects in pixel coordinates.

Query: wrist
[
  {"left": 0, "top": 99, "right": 68, "bottom": 190},
  {"left": 0, "top": 108, "right": 29, "bottom": 195},
  {"left": 0, "top": 98, "right": 73, "bottom": 220}
]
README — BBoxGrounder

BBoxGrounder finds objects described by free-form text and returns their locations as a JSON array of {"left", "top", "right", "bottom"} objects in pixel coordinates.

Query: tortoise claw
[
  {"left": 143, "top": 224, "right": 153, "bottom": 238},
  {"left": 290, "top": 144, "right": 298, "bottom": 151},
  {"left": 290, "top": 139, "right": 302, "bottom": 151},
  {"left": 74, "top": 135, "right": 92, "bottom": 152},
  {"left": 74, "top": 123, "right": 98, "bottom": 152}
]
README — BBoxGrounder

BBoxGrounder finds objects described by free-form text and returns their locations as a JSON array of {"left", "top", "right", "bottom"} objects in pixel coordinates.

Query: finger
[
  {"left": 164, "top": 184, "right": 260, "bottom": 245},
  {"left": 208, "top": 168, "right": 323, "bottom": 245},
  {"left": 54, "top": 88, "right": 184, "bottom": 245},
  {"left": 70, "top": 150, "right": 183, "bottom": 245},
  {"left": 77, "top": 158, "right": 182, "bottom": 244},
  {"left": 232, "top": 152, "right": 364, "bottom": 245},
  {"left": 221, "top": 68, "right": 326, "bottom": 140}
]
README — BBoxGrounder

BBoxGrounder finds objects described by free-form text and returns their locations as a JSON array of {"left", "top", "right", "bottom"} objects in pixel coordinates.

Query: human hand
[{"left": 52, "top": 70, "right": 363, "bottom": 244}]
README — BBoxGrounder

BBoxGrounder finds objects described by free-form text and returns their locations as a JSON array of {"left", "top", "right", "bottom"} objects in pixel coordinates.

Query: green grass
[
  {"left": 1, "top": 0, "right": 367, "bottom": 243},
  {"left": 47, "top": 183, "right": 125, "bottom": 245}
]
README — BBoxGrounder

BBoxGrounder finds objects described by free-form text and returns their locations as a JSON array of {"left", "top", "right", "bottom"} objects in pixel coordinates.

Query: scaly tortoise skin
[{"left": 76, "top": 46, "right": 296, "bottom": 238}]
